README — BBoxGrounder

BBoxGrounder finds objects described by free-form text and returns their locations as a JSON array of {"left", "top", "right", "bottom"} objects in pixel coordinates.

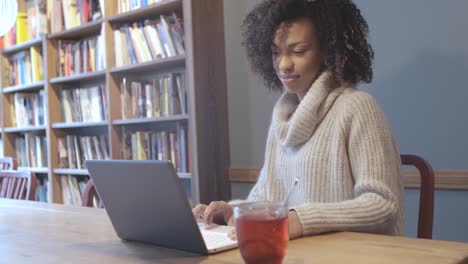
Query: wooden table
[{"left": 1, "top": 199, "right": 468, "bottom": 264}]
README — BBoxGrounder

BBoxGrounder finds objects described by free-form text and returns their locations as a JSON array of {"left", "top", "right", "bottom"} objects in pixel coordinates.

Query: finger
[
  {"left": 227, "top": 215, "right": 235, "bottom": 226},
  {"left": 203, "top": 202, "right": 220, "bottom": 228},
  {"left": 228, "top": 230, "right": 237, "bottom": 241},
  {"left": 222, "top": 204, "right": 234, "bottom": 224},
  {"left": 192, "top": 204, "right": 207, "bottom": 215},
  {"left": 192, "top": 204, "right": 207, "bottom": 221}
]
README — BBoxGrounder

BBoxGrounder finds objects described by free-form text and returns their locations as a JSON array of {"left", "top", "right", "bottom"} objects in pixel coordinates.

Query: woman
[{"left": 193, "top": 0, "right": 404, "bottom": 240}]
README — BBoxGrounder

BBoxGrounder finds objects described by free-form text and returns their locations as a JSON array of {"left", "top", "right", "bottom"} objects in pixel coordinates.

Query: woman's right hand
[{"left": 192, "top": 201, "right": 234, "bottom": 229}]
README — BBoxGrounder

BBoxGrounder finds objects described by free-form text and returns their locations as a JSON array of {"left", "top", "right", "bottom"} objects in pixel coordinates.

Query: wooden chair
[
  {"left": 0, "top": 171, "right": 37, "bottom": 200},
  {"left": 401, "top": 154, "right": 435, "bottom": 239},
  {"left": 82, "top": 179, "right": 104, "bottom": 208},
  {"left": 0, "top": 157, "right": 17, "bottom": 170}
]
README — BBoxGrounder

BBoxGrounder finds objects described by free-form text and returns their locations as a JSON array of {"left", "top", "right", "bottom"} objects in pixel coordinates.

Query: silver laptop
[{"left": 85, "top": 160, "right": 238, "bottom": 255}]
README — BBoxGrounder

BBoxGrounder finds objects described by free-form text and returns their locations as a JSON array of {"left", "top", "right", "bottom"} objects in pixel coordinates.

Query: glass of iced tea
[{"left": 233, "top": 201, "right": 289, "bottom": 264}]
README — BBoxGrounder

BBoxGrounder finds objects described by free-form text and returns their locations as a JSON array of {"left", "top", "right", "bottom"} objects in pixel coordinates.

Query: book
[
  {"left": 30, "top": 46, "right": 44, "bottom": 82},
  {"left": 16, "top": 12, "right": 29, "bottom": 44},
  {"left": 26, "top": 0, "right": 47, "bottom": 39}
]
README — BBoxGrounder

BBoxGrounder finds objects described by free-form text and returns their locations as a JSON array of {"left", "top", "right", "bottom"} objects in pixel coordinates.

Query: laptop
[{"left": 85, "top": 160, "right": 238, "bottom": 255}]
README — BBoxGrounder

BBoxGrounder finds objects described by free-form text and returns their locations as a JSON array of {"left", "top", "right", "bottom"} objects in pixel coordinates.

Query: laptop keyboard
[
  {"left": 198, "top": 223, "right": 237, "bottom": 250},
  {"left": 201, "top": 230, "right": 232, "bottom": 248}
]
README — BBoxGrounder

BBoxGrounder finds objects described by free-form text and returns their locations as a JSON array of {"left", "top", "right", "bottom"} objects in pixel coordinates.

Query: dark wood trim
[
  {"left": 45, "top": 33, "right": 62, "bottom": 203},
  {"left": 402, "top": 170, "right": 468, "bottom": 190},
  {"left": 185, "top": 0, "right": 230, "bottom": 204},
  {"left": 229, "top": 168, "right": 260, "bottom": 183},
  {"left": 229, "top": 168, "right": 468, "bottom": 190}
]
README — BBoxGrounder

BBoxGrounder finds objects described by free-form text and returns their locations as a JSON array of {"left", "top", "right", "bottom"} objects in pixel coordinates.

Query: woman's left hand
[
  {"left": 228, "top": 228, "right": 237, "bottom": 241},
  {"left": 288, "top": 210, "right": 303, "bottom": 240}
]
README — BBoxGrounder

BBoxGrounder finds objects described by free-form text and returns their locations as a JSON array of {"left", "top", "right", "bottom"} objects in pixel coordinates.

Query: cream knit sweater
[{"left": 247, "top": 72, "right": 404, "bottom": 236}]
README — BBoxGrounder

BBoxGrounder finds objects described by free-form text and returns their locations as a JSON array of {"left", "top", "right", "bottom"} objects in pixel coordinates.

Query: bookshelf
[
  {"left": 47, "top": 19, "right": 104, "bottom": 39},
  {"left": 50, "top": 71, "right": 106, "bottom": 84},
  {"left": 0, "top": 38, "right": 43, "bottom": 55},
  {"left": 0, "top": 0, "right": 230, "bottom": 206},
  {"left": 2, "top": 80, "right": 45, "bottom": 93}
]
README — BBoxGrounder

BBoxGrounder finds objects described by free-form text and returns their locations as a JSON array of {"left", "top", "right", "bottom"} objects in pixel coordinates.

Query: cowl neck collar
[{"left": 272, "top": 71, "right": 343, "bottom": 146}]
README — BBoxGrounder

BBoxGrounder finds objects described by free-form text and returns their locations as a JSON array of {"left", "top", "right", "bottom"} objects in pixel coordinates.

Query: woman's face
[{"left": 272, "top": 17, "right": 322, "bottom": 99}]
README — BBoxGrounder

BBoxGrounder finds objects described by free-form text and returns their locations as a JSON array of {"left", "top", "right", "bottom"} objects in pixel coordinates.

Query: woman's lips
[{"left": 279, "top": 75, "right": 300, "bottom": 85}]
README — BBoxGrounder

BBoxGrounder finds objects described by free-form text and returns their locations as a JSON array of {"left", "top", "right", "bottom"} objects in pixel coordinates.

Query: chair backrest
[
  {"left": 400, "top": 154, "right": 435, "bottom": 239},
  {"left": 0, "top": 170, "right": 37, "bottom": 200},
  {"left": 0, "top": 157, "right": 17, "bottom": 170},
  {"left": 81, "top": 179, "right": 104, "bottom": 208}
]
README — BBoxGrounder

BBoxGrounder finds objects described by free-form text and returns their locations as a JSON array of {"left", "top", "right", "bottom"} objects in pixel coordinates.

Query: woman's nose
[{"left": 278, "top": 55, "right": 294, "bottom": 74}]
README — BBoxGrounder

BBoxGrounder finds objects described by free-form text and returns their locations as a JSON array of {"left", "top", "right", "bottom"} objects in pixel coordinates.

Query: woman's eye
[{"left": 292, "top": 50, "right": 305, "bottom": 54}]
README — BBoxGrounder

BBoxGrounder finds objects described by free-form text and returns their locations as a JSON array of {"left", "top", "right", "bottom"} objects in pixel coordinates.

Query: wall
[
  {"left": 355, "top": 0, "right": 468, "bottom": 169},
  {"left": 223, "top": 0, "right": 276, "bottom": 169},
  {"left": 223, "top": 0, "right": 468, "bottom": 242}
]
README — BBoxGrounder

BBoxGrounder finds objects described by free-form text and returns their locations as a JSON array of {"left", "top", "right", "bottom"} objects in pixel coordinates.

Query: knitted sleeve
[{"left": 290, "top": 92, "right": 404, "bottom": 236}]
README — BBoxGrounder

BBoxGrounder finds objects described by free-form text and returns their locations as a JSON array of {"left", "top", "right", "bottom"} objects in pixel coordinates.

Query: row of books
[
  {"left": 60, "top": 175, "right": 99, "bottom": 207},
  {"left": 121, "top": 73, "right": 186, "bottom": 119},
  {"left": 2, "top": 0, "right": 47, "bottom": 48},
  {"left": 15, "top": 133, "right": 48, "bottom": 168},
  {"left": 117, "top": 0, "right": 164, "bottom": 14},
  {"left": 26, "top": 0, "right": 47, "bottom": 40},
  {"left": 122, "top": 125, "right": 190, "bottom": 173},
  {"left": 58, "top": 135, "right": 110, "bottom": 169},
  {"left": 49, "top": 0, "right": 103, "bottom": 33},
  {"left": 57, "top": 34, "right": 106, "bottom": 77},
  {"left": 60, "top": 85, "right": 108, "bottom": 123},
  {"left": 113, "top": 14, "right": 184, "bottom": 66},
  {"left": 35, "top": 177, "right": 48, "bottom": 203},
  {"left": 7, "top": 47, "right": 44, "bottom": 86},
  {"left": 12, "top": 91, "right": 46, "bottom": 127}
]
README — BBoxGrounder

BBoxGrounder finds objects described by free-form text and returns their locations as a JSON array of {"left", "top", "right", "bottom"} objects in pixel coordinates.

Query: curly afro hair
[{"left": 242, "top": 0, "right": 374, "bottom": 91}]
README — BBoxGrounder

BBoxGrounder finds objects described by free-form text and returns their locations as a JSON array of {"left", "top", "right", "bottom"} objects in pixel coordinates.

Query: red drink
[{"left": 234, "top": 202, "right": 289, "bottom": 264}]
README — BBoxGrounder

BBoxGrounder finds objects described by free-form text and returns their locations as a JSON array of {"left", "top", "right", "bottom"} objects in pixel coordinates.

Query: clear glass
[{"left": 234, "top": 201, "right": 289, "bottom": 264}]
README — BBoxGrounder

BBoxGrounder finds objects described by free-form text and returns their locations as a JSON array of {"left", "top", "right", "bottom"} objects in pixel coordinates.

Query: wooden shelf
[
  {"left": 54, "top": 168, "right": 89, "bottom": 175},
  {"left": 4, "top": 126, "right": 47, "bottom": 133},
  {"left": 2, "top": 81, "right": 45, "bottom": 94},
  {"left": 18, "top": 167, "right": 49, "bottom": 174},
  {"left": 52, "top": 121, "right": 108, "bottom": 129},
  {"left": 107, "top": 0, "right": 182, "bottom": 23},
  {"left": 1, "top": 37, "right": 43, "bottom": 55},
  {"left": 50, "top": 71, "right": 106, "bottom": 84},
  {"left": 112, "top": 115, "right": 188, "bottom": 126},
  {"left": 48, "top": 19, "right": 104, "bottom": 39},
  {"left": 109, "top": 56, "right": 185, "bottom": 74}
]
